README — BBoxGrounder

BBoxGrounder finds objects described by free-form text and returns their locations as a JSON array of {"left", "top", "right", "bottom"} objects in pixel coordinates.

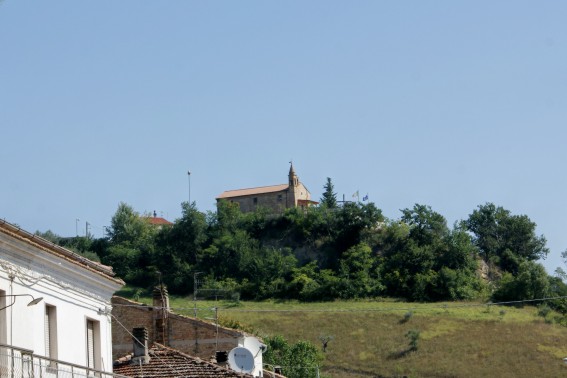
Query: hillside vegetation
[
  {"left": 38, "top": 178, "right": 567, "bottom": 376},
  {"left": 124, "top": 292, "right": 567, "bottom": 378},
  {"left": 38, "top": 179, "right": 567, "bottom": 310}
]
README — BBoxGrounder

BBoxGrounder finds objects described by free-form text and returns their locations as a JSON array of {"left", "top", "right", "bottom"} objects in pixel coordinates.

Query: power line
[
  {"left": 111, "top": 295, "right": 567, "bottom": 315},
  {"left": 215, "top": 296, "right": 567, "bottom": 313}
]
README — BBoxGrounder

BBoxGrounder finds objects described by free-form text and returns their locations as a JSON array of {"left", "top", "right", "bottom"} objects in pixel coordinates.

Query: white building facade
[{"left": 0, "top": 220, "right": 124, "bottom": 376}]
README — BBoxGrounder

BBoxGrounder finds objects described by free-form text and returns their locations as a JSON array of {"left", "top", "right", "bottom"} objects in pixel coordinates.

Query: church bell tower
[{"left": 288, "top": 162, "right": 299, "bottom": 207}]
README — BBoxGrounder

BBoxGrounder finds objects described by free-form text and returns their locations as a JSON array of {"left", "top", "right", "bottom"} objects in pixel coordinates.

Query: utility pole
[
  {"left": 214, "top": 307, "right": 219, "bottom": 349},
  {"left": 187, "top": 170, "right": 191, "bottom": 205},
  {"left": 193, "top": 272, "right": 202, "bottom": 317}
]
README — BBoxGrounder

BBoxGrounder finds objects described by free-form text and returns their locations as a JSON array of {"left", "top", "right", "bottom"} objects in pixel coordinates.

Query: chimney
[
  {"left": 216, "top": 351, "right": 228, "bottom": 364},
  {"left": 132, "top": 327, "right": 150, "bottom": 364}
]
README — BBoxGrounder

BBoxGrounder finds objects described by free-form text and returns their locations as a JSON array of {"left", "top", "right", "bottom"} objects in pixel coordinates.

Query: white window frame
[
  {"left": 44, "top": 305, "right": 58, "bottom": 361},
  {"left": 86, "top": 319, "right": 101, "bottom": 371}
]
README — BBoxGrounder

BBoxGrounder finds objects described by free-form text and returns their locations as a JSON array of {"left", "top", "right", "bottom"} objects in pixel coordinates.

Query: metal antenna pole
[
  {"left": 187, "top": 171, "right": 191, "bottom": 205},
  {"left": 193, "top": 272, "right": 202, "bottom": 317},
  {"left": 215, "top": 307, "right": 219, "bottom": 349}
]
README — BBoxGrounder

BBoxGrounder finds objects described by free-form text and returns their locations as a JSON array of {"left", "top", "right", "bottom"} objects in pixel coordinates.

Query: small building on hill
[
  {"left": 216, "top": 164, "right": 318, "bottom": 213},
  {"left": 143, "top": 211, "right": 173, "bottom": 229}
]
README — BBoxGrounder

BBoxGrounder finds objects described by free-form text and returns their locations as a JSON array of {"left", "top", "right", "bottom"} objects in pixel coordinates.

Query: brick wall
[{"left": 111, "top": 294, "right": 244, "bottom": 361}]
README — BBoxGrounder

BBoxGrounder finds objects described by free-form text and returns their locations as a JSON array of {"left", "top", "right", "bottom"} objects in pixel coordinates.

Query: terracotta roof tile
[
  {"left": 0, "top": 219, "right": 124, "bottom": 285},
  {"left": 144, "top": 217, "right": 173, "bottom": 226},
  {"left": 113, "top": 344, "right": 253, "bottom": 378},
  {"left": 297, "top": 199, "right": 319, "bottom": 206},
  {"left": 217, "top": 184, "right": 289, "bottom": 199}
]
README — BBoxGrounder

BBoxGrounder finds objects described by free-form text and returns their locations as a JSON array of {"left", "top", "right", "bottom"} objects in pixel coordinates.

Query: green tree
[
  {"left": 400, "top": 204, "right": 448, "bottom": 246},
  {"left": 432, "top": 228, "right": 482, "bottom": 300},
  {"left": 37, "top": 230, "right": 102, "bottom": 263},
  {"left": 381, "top": 205, "right": 481, "bottom": 301},
  {"left": 333, "top": 202, "right": 384, "bottom": 261},
  {"left": 466, "top": 203, "right": 548, "bottom": 273},
  {"left": 34, "top": 230, "right": 61, "bottom": 243},
  {"left": 289, "top": 261, "right": 339, "bottom": 301},
  {"left": 554, "top": 249, "right": 567, "bottom": 283},
  {"left": 103, "top": 245, "right": 143, "bottom": 282},
  {"left": 103, "top": 202, "right": 158, "bottom": 285},
  {"left": 492, "top": 261, "right": 550, "bottom": 301},
  {"left": 263, "top": 335, "right": 323, "bottom": 378},
  {"left": 200, "top": 229, "right": 256, "bottom": 279},
  {"left": 548, "top": 274, "right": 567, "bottom": 314},
  {"left": 152, "top": 202, "right": 207, "bottom": 293},
  {"left": 382, "top": 205, "right": 447, "bottom": 300},
  {"left": 337, "top": 243, "right": 383, "bottom": 298},
  {"left": 108, "top": 202, "right": 156, "bottom": 247},
  {"left": 405, "top": 329, "right": 420, "bottom": 351},
  {"left": 210, "top": 200, "right": 242, "bottom": 235},
  {"left": 238, "top": 247, "right": 298, "bottom": 299},
  {"left": 320, "top": 177, "right": 337, "bottom": 208},
  {"left": 239, "top": 206, "right": 271, "bottom": 239}
]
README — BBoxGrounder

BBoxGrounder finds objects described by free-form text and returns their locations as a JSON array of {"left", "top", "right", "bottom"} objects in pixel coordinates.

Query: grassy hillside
[{"left": 121, "top": 290, "right": 567, "bottom": 377}]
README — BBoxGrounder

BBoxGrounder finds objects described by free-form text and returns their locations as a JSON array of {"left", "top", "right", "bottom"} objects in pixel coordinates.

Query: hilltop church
[{"left": 216, "top": 164, "right": 318, "bottom": 213}]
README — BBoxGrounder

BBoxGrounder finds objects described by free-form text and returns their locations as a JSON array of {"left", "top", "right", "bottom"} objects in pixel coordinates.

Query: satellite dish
[
  {"left": 243, "top": 336, "right": 267, "bottom": 356},
  {"left": 228, "top": 347, "right": 255, "bottom": 373}
]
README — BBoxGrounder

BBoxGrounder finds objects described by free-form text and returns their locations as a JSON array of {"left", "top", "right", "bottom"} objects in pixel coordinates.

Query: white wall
[
  {"left": 0, "top": 227, "right": 122, "bottom": 373},
  {"left": 239, "top": 336, "right": 265, "bottom": 378}
]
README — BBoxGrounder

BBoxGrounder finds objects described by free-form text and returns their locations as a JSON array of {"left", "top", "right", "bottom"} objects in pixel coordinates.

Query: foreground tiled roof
[
  {"left": 0, "top": 219, "right": 124, "bottom": 284},
  {"left": 217, "top": 184, "right": 289, "bottom": 199},
  {"left": 113, "top": 344, "right": 253, "bottom": 378}
]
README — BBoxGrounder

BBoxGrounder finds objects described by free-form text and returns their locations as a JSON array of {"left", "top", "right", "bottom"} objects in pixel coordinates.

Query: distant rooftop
[
  {"left": 217, "top": 184, "right": 289, "bottom": 199},
  {"left": 144, "top": 217, "right": 173, "bottom": 226},
  {"left": 143, "top": 211, "right": 173, "bottom": 226}
]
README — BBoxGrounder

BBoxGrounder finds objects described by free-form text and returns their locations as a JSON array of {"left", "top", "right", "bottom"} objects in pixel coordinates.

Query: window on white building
[
  {"left": 0, "top": 289, "right": 6, "bottom": 345},
  {"left": 44, "top": 305, "right": 58, "bottom": 361},
  {"left": 86, "top": 319, "right": 101, "bottom": 371}
]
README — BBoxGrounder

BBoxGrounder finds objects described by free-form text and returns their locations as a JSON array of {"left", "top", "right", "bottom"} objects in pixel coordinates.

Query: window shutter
[
  {"left": 44, "top": 308, "right": 51, "bottom": 358},
  {"left": 86, "top": 320, "right": 95, "bottom": 369}
]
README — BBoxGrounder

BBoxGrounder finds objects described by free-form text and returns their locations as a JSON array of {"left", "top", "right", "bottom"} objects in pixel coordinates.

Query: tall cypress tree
[{"left": 320, "top": 177, "right": 338, "bottom": 208}]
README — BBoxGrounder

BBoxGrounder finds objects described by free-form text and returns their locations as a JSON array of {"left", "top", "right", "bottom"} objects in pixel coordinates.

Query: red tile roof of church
[
  {"left": 216, "top": 184, "right": 289, "bottom": 199},
  {"left": 298, "top": 199, "right": 319, "bottom": 206}
]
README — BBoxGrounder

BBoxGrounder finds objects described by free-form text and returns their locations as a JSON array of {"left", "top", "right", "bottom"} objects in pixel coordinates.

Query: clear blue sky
[{"left": 2, "top": 1, "right": 566, "bottom": 273}]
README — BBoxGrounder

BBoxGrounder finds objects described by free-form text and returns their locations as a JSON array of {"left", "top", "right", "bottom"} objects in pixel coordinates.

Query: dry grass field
[{"left": 124, "top": 290, "right": 567, "bottom": 378}]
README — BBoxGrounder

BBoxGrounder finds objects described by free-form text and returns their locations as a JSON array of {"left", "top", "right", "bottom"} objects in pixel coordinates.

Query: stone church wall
[{"left": 230, "top": 190, "right": 288, "bottom": 213}]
